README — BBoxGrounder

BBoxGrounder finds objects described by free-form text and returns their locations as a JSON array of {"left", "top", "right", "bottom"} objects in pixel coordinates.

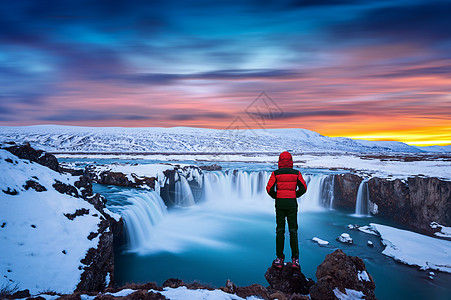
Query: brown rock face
[
  {"left": 3, "top": 142, "right": 60, "bottom": 172},
  {"left": 265, "top": 264, "right": 314, "bottom": 295},
  {"left": 333, "top": 173, "right": 363, "bottom": 210},
  {"left": 309, "top": 249, "right": 376, "bottom": 300},
  {"left": 369, "top": 177, "right": 451, "bottom": 234}
]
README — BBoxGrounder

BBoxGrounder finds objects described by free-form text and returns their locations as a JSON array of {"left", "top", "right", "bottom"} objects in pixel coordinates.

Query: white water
[
  {"left": 355, "top": 180, "right": 370, "bottom": 216},
  {"left": 119, "top": 170, "right": 336, "bottom": 254},
  {"left": 300, "top": 175, "right": 334, "bottom": 211},
  {"left": 120, "top": 190, "right": 168, "bottom": 253},
  {"left": 174, "top": 175, "right": 196, "bottom": 207}
]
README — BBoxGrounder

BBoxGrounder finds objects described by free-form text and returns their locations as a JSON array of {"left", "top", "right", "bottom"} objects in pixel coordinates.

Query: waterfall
[
  {"left": 174, "top": 175, "right": 195, "bottom": 207},
  {"left": 300, "top": 175, "right": 333, "bottom": 211},
  {"left": 120, "top": 190, "right": 167, "bottom": 252},
  {"left": 355, "top": 180, "right": 370, "bottom": 216},
  {"left": 329, "top": 175, "right": 335, "bottom": 209}
]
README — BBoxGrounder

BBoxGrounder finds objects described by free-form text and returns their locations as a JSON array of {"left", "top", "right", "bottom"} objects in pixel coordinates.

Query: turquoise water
[{"left": 95, "top": 183, "right": 451, "bottom": 300}]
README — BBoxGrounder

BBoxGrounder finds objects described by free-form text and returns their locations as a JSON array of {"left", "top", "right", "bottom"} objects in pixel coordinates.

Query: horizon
[
  {"left": 1, "top": 123, "right": 449, "bottom": 147},
  {"left": 0, "top": 0, "right": 450, "bottom": 147}
]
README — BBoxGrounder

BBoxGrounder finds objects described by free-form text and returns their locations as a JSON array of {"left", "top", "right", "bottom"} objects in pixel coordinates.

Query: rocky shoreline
[{"left": 4, "top": 249, "right": 376, "bottom": 300}]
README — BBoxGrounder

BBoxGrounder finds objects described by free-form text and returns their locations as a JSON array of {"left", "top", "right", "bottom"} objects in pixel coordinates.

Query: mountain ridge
[{"left": 0, "top": 125, "right": 446, "bottom": 153}]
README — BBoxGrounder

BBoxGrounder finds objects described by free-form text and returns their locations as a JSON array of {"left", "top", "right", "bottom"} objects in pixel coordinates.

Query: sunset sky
[{"left": 0, "top": 0, "right": 450, "bottom": 146}]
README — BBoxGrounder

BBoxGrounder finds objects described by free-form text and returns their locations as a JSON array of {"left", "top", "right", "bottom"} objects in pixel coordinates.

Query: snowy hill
[
  {"left": 417, "top": 145, "right": 451, "bottom": 153},
  {"left": 0, "top": 125, "right": 426, "bottom": 153},
  {"left": 0, "top": 148, "right": 116, "bottom": 294}
]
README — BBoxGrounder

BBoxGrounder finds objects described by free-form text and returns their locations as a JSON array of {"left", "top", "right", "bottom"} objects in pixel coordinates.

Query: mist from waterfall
[{"left": 116, "top": 170, "right": 336, "bottom": 254}]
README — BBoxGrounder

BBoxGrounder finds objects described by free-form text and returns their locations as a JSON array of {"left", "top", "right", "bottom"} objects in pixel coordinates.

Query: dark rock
[
  {"left": 221, "top": 279, "right": 237, "bottom": 294},
  {"left": 2, "top": 187, "right": 18, "bottom": 195},
  {"left": 64, "top": 208, "right": 90, "bottom": 220},
  {"left": 3, "top": 143, "right": 60, "bottom": 172},
  {"left": 10, "top": 289, "right": 30, "bottom": 299},
  {"left": 5, "top": 158, "right": 15, "bottom": 164},
  {"left": 265, "top": 264, "right": 313, "bottom": 295},
  {"left": 162, "top": 278, "right": 184, "bottom": 288},
  {"left": 236, "top": 284, "right": 270, "bottom": 300},
  {"left": 57, "top": 294, "right": 82, "bottom": 300},
  {"left": 74, "top": 175, "right": 93, "bottom": 198},
  {"left": 333, "top": 174, "right": 363, "bottom": 210},
  {"left": 53, "top": 180, "right": 79, "bottom": 198},
  {"left": 199, "top": 164, "right": 222, "bottom": 171},
  {"left": 115, "top": 290, "right": 167, "bottom": 300},
  {"left": 24, "top": 180, "right": 47, "bottom": 192},
  {"left": 368, "top": 176, "right": 451, "bottom": 235},
  {"left": 1, "top": 222, "right": 6, "bottom": 228},
  {"left": 309, "top": 249, "right": 376, "bottom": 300},
  {"left": 105, "top": 282, "right": 161, "bottom": 294},
  {"left": 77, "top": 228, "right": 114, "bottom": 292}
]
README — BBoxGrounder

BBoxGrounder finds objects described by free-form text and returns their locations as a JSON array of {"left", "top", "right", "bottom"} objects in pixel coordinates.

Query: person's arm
[
  {"left": 296, "top": 171, "right": 307, "bottom": 198},
  {"left": 266, "top": 171, "right": 277, "bottom": 199}
]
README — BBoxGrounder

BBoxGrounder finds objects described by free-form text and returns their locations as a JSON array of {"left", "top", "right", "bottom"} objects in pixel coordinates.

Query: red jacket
[{"left": 266, "top": 151, "right": 307, "bottom": 199}]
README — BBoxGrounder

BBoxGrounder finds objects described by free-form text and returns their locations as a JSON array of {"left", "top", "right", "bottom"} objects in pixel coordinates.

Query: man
[{"left": 266, "top": 151, "right": 307, "bottom": 269}]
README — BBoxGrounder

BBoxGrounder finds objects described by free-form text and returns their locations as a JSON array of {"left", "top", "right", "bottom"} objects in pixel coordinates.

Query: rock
[
  {"left": 53, "top": 180, "right": 79, "bottom": 198},
  {"left": 368, "top": 176, "right": 451, "bottom": 235},
  {"left": 333, "top": 174, "right": 363, "bottom": 210},
  {"left": 199, "top": 164, "right": 222, "bottom": 171},
  {"left": 265, "top": 264, "right": 314, "bottom": 295},
  {"left": 222, "top": 279, "right": 237, "bottom": 294},
  {"left": 76, "top": 228, "right": 114, "bottom": 292},
  {"left": 10, "top": 289, "right": 30, "bottom": 299},
  {"left": 162, "top": 278, "right": 185, "bottom": 288},
  {"left": 336, "top": 233, "right": 353, "bottom": 244},
  {"left": 3, "top": 142, "right": 60, "bottom": 172},
  {"left": 236, "top": 284, "right": 270, "bottom": 300},
  {"left": 24, "top": 180, "right": 47, "bottom": 192},
  {"left": 309, "top": 249, "right": 376, "bottom": 300}
]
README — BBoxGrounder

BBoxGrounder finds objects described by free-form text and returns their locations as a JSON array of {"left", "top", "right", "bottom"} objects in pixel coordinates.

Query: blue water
[{"left": 78, "top": 158, "right": 451, "bottom": 300}]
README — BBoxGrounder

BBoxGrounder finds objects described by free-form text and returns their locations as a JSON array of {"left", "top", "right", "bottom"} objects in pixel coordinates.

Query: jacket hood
[{"left": 278, "top": 151, "right": 293, "bottom": 168}]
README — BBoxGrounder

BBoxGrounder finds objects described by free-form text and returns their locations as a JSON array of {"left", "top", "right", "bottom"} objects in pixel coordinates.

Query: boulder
[
  {"left": 3, "top": 142, "right": 60, "bottom": 172},
  {"left": 309, "top": 249, "right": 376, "bottom": 300},
  {"left": 265, "top": 264, "right": 314, "bottom": 296}
]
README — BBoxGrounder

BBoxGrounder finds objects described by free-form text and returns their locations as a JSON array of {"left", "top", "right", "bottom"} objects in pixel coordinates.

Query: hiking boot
[
  {"left": 291, "top": 258, "right": 300, "bottom": 269},
  {"left": 272, "top": 257, "right": 284, "bottom": 268}
]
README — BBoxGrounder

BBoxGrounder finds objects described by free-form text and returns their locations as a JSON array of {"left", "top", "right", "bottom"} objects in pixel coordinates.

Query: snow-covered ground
[
  {"left": 0, "top": 125, "right": 436, "bottom": 154},
  {"left": 0, "top": 149, "right": 106, "bottom": 294},
  {"left": 369, "top": 223, "right": 451, "bottom": 273},
  {"left": 59, "top": 152, "right": 451, "bottom": 181}
]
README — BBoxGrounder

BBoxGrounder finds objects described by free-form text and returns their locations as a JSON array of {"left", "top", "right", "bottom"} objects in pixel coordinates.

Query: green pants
[{"left": 275, "top": 199, "right": 299, "bottom": 260}]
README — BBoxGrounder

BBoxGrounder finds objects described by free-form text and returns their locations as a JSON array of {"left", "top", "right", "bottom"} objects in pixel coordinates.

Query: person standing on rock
[{"left": 266, "top": 151, "right": 307, "bottom": 269}]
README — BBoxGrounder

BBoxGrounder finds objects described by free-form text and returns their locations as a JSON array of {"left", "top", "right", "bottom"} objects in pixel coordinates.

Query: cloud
[
  {"left": 113, "top": 69, "right": 300, "bottom": 85},
  {"left": 329, "top": 1, "right": 451, "bottom": 43},
  {"left": 41, "top": 109, "right": 152, "bottom": 121},
  {"left": 170, "top": 112, "right": 232, "bottom": 121},
  {"left": 248, "top": 109, "right": 357, "bottom": 120}
]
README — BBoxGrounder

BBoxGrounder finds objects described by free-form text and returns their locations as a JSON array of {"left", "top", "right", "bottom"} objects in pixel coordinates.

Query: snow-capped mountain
[{"left": 0, "top": 125, "right": 433, "bottom": 153}]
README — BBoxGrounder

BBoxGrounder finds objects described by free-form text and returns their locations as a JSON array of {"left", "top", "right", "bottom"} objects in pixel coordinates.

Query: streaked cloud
[{"left": 0, "top": 0, "right": 449, "bottom": 145}]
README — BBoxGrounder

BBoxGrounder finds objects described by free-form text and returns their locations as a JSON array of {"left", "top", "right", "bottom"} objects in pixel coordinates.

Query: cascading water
[
  {"left": 355, "top": 180, "right": 370, "bottom": 216},
  {"left": 120, "top": 190, "right": 167, "bottom": 252},
  {"left": 174, "top": 175, "right": 195, "bottom": 207},
  {"left": 118, "top": 170, "right": 336, "bottom": 253},
  {"left": 300, "top": 174, "right": 335, "bottom": 211}
]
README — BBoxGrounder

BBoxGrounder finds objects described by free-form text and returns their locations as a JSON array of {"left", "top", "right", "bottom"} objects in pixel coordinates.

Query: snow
[
  {"left": 333, "top": 287, "right": 365, "bottom": 300},
  {"left": 0, "top": 149, "right": 104, "bottom": 294},
  {"left": 370, "top": 223, "right": 451, "bottom": 273},
  {"left": 337, "top": 233, "right": 353, "bottom": 244},
  {"left": 357, "top": 270, "right": 370, "bottom": 282},
  {"left": 312, "top": 237, "right": 330, "bottom": 246},
  {"left": 0, "top": 125, "right": 426, "bottom": 154},
  {"left": 357, "top": 225, "right": 379, "bottom": 236},
  {"left": 150, "top": 286, "right": 262, "bottom": 300},
  {"left": 106, "top": 289, "right": 136, "bottom": 297},
  {"left": 430, "top": 222, "right": 451, "bottom": 238}
]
